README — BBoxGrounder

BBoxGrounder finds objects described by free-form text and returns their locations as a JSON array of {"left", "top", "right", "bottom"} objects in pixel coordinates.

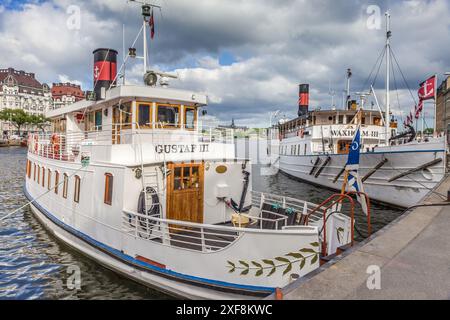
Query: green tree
[
  {"left": 29, "top": 114, "right": 50, "bottom": 133},
  {"left": 0, "top": 109, "right": 31, "bottom": 135}
]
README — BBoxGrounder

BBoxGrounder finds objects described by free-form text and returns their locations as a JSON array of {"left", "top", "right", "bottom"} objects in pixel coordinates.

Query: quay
[{"left": 277, "top": 174, "right": 450, "bottom": 300}]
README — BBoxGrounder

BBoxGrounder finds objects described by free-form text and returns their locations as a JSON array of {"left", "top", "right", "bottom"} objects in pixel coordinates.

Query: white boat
[
  {"left": 269, "top": 13, "right": 447, "bottom": 208},
  {"left": 23, "top": 2, "right": 365, "bottom": 299}
]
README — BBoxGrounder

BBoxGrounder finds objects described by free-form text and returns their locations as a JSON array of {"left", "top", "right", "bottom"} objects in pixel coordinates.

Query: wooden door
[
  {"left": 166, "top": 163, "right": 204, "bottom": 227},
  {"left": 337, "top": 140, "right": 351, "bottom": 154}
]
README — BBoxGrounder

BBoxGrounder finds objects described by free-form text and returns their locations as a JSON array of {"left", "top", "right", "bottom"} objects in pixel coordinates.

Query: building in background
[
  {"left": 436, "top": 75, "right": 450, "bottom": 135},
  {"left": 0, "top": 68, "right": 52, "bottom": 132},
  {"left": 51, "top": 82, "right": 85, "bottom": 110}
]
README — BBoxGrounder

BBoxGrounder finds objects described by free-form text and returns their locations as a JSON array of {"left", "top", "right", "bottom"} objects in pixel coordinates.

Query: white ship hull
[{"left": 276, "top": 140, "right": 447, "bottom": 208}]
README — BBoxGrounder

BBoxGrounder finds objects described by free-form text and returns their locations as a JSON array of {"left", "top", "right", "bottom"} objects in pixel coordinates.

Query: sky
[{"left": 0, "top": 0, "right": 449, "bottom": 128}]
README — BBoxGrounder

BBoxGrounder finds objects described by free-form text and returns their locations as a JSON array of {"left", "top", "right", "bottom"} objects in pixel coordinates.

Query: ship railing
[
  {"left": 27, "top": 123, "right": 235, "bottom": 161},
  {"left": 250, "top": 191, "right": 325, "bottom": 225},
  {"left": 122, "top": 205, "right": 318, "bottom": 253}
]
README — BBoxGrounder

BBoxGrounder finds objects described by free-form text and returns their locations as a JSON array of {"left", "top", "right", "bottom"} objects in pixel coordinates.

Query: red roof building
[{"left": 51, "top": 83, "right": 85, "bottom": 110}]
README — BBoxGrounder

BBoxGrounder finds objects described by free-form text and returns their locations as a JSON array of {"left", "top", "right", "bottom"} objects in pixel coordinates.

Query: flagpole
[
  {"left": 434, "top": 73, "right": 438, "bottom": 136},
  {"left": 143, "top": 17, "right": 147, "bottom": 73}
]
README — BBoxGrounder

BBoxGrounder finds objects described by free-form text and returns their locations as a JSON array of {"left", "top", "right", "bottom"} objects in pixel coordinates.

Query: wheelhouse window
[
  {"left": 95, "top": 110, "right": 102, "bottom": 130},
  {"left": 63, "top": 173, "right": 68, "bottom": 199},
  {"left": 86, "top": 110, "right": 103, "bottom": 131},
  {"left": 104, "top": 173, "right": 113, "bottom": 205},
  {"left": 74, "top": 175, "right": 81, "bottom": 203},
  {"left": 47, "top": 169, "right": 52, "bottom": 190},
  {"left": 137, "top": 103, "right": 152, "bottom": 128},
  {"left": 184, "top": 107, "right": 196, "bottom": 130},
  {"left": 157, "top": 104, "right": 180, "bottom": 128},
  {"left": 54, "top": 171, "right": 59, "bottom": 194}
]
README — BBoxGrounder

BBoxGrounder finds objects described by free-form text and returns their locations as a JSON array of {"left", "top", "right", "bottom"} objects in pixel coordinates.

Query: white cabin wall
[
  {"left": 203, "top": 161, "right": 252, "bottom": 225},
  {"left": 90, "top": 165, "right": 125, "bottom": 249}
]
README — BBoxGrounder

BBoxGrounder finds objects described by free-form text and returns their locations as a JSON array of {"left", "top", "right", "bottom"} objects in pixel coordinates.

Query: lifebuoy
[
  {"left": 33, "top": 135, "right": 38, "bottom": 153},
  {"left": 51, "top": 133, "right": 60, "bottom": 155}
]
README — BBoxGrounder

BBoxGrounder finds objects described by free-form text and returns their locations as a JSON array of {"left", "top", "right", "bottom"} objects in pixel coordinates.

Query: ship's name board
[
  {"left": 330, "top": 129, "right": 379, "bottom": 138},
  {"left": 155, "top": 144, "right": 210, "bottom": 154}
]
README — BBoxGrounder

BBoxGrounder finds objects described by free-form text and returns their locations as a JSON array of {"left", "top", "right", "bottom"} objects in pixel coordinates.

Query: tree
[
  {"left": 29, "top": 114, "right": 50, "bottom": 133},
  {"left": 0, "top": 109, "right": 31, "bottom": 135}
]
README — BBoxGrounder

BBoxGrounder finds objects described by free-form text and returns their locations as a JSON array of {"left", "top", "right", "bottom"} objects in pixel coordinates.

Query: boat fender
[{"left": 51, "top": 133, "right": 60, "bottom": 155}]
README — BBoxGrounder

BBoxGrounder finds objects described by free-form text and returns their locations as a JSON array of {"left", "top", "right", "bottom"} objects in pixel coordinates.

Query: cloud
[
  {"left": 0, "top": 0, "right": 449, "bottom": 128},
  {"left": 57, "top": 74, "right": 82, "bottom": 86}
]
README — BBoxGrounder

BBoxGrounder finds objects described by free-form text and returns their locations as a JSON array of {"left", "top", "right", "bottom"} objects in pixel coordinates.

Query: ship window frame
[
  {"left": 104, "top": 173, "right": 113, "bottom": 205},
  {"left": 74, "top": 175, "right": 81, "bottom": 203},
  {"left": 184, "top": 106, "right": 197, "bottom": 130},
  {"left": 156, "top": 104, "right": 181, "bottom": 129},
  {"left": 54, "top": 171, "right": 59, "bottom": 194},
  {"left": 33, "top": 163, "right": 36, "bottom": 181},
  {"left": 37, "top": 165, "right": 40, "bottom": 184},
  {"left": 136, "top": 102, "right": 153, "bottom": 128},
  {"left": 63, "top": 173, "right": 68, "bottom": 199},
  {"left": 47, "top": 168, "right": 52, "bottom": 190}
]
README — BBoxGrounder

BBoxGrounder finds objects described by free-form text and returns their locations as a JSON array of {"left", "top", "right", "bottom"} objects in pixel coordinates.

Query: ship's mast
[{"left": 385, "top": 12, "right": 391, "bottom": 145}]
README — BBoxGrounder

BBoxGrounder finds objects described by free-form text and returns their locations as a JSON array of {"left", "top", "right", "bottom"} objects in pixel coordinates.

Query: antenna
[{"left": 126, "top": 0, "right": 178, "bottom": 86}]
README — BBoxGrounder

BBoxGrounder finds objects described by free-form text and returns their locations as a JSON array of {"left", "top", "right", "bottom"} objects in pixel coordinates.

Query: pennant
[
  {"left": 415, "top": 101, "right": 423, "bottom": 119},
  {"left": 149, "top": 9, "right": 155, "bottom": 39}
]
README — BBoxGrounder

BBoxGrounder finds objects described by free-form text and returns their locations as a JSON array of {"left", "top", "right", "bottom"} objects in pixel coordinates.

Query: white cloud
[
  {"left": 0, "top": 0, "right": 448, "bottom": 128},
  {"left": 57, "top": 74, "right": 82, "bottom": 86}
]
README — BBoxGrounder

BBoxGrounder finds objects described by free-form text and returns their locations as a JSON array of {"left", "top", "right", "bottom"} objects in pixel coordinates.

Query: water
[{"left": 0, "top": 147, "right": 402, "bottom": 299}]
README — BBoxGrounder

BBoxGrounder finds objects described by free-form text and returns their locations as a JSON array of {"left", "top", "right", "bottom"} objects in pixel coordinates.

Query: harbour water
[{"left": 0, "top": 147, "right": 402, "bottom": 299}]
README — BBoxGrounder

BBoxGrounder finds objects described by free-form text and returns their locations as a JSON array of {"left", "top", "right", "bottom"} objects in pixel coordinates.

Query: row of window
[
  {"left": 280, "top": 144, "right": 308, "bottom": 156},
  {"left": 26, "top": 160, "right": 113, "bottom": 206}
]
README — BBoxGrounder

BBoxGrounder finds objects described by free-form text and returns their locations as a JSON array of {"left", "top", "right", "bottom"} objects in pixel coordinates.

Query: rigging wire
[
  {"left": 390, "top": 50, "right": 403, "bottom": 124},
  {"left": 390, "top": 47, "right": 418, "bottom": 107},
  {"left": 369, "top": 47, "right": 387, "bottom": 93},
  {"left": 361, "top": 46, "right": 386, "bottom": 93}
]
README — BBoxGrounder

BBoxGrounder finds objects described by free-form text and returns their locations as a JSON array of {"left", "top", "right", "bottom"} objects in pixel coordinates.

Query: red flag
[
  {"left": 149, "top": 10, "right": 155, "bottom": 39},
  {"left": 418, "top": 75, "right": 436, "bottom": 101}
]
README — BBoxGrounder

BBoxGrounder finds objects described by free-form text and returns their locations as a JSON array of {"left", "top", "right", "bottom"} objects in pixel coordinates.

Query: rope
[{"left": 0, "top": 164, "right": 88, "bottom": 223}]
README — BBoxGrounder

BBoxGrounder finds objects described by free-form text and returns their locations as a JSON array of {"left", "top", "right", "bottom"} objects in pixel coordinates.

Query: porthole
[{"left": 216, "top": 165, "right": 227, "bottom": 174}]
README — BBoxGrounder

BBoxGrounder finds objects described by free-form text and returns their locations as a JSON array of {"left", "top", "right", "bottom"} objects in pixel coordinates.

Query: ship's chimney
[
  {"left": 93, "top": 48, "right": 118, "bottom": 100},
  {"left": 298, "top": 84, "right": 309, "bottom": 117}
]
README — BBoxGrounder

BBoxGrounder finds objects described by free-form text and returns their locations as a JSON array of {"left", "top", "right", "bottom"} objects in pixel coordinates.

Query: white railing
[
  {"left": 250, "top": 191, "right": 324, "bottom": 224},
  {"left": 122, "top": 191, "right": 326, "bottom": 253},
  {"left": 28, "top": 122, "right": 235, "bottom": 162}
]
